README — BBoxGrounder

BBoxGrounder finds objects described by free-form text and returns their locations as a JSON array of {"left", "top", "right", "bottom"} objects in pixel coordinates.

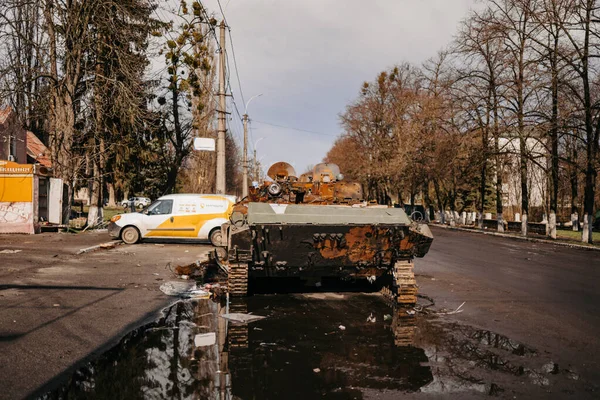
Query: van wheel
[
  {"left": 121, "top": 226, "right": 140, "bottom": 244},
  {"left": 209, "top": 228, "right": 223, "bottom": 247}
]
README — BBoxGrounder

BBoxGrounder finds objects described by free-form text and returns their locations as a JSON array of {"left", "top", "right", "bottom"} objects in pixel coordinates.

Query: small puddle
[{"left": 37, "top": 294, "right": 593, "bottom": 399}]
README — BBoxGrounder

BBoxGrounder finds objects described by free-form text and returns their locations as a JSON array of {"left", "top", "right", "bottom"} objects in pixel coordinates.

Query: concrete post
[
  {"left": 571, "top": 212, "right": 579, "bottom": 231},
  {"left": 460, "top": 211, "right": 467, "bottom": 225},
  {"left": 515, "top": 213, "right": 520, "bottom": 222},
  {"left": 497, "top": 213, "right": 504, "bottom": 233},
  {"left": 548, "top": 212, "right": 556, "bottom": 239},
  {"left": 216, "top": 21, "right": 227, "bottom": 194},
  {"left": 582, "top": 214, "right": 592, "bottom": 243},
  {"left": 521, "top": 213, "right": 528, "bottom": 236},
  {"left": 254, "top": 149, "right": 258, "bottom": 182},
  {"left": 242, "top": 114, "right": 248, "bottom": 198}
]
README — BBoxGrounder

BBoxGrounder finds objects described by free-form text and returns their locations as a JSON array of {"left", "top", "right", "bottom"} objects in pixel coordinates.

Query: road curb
[
  {"left": 77, "top": 241, "right": 123, "bottom": 255},
  {"left": 432, "top": 223, "right": 600, "bottom": 252}
]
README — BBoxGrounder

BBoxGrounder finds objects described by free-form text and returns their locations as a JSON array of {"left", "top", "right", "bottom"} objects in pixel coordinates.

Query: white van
[{"left": 108, "top": 194, "right": 237, "bottom": 245}]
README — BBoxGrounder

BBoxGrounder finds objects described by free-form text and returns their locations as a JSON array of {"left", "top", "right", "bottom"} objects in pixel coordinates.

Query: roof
[
  {"left": 0, "top": 107, "right": 13, "bottom": 124},
  {"left": 246, "top": 203, "right": 411, "bottom": 225},
  {"left": 159, "top": 193, "right": 237, "bottom": 201},
  {"left": 26, "top": 131, "right": 52, "bottom": 167}
]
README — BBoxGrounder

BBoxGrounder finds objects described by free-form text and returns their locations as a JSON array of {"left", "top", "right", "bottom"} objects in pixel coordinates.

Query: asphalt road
[
  {"left": 1, "top": 227, "right": 599, "bottom": 399},
  {"left": 418, "top": 226, "right": 600, "bottom": 392}
]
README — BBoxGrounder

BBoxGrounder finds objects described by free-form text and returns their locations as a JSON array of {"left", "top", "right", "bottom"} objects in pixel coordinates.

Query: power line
[
  {"left": 226, "top": 30, "right": 246, "bottom": 106},
  {"left": 215, "top": 0, "right": 246, "bottom": 112},
  {"left": 252, "top": 120, "right": 340, "bottom": 137}
]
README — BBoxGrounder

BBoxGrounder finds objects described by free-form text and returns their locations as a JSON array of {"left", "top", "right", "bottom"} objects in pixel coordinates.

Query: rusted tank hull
[
  {"left": 222, "top": 203, "right": 433, "bottom": 303},
  {"left": 227, "top": 223, "right": 431, "bottom": 280}
]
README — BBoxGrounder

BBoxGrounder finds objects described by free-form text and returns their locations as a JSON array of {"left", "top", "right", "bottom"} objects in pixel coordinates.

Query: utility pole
[
  {"left": 242, "top": 114, "right": 249, "bottom": 198},
  {"left": 216, "top": 21, "right": 227, "bottom": 194},
  {"left": 242, "top": 94, "right": 262, "bottom": 198},
  {"left": 254, "top": 149, "right": 258, "bottom": 182}
]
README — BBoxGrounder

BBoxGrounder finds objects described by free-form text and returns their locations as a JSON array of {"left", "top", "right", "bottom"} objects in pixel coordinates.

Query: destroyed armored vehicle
[{"left": 216, "top": 162, "right": 433, "bottom": 305}]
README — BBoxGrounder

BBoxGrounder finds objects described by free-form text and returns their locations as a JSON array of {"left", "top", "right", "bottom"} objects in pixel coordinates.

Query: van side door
[
  {"left": 172, "top": 197, "right": 202, "bottom": 238},
  {"left": 143, "top": 199, "right": 177, "bottom": 237}
]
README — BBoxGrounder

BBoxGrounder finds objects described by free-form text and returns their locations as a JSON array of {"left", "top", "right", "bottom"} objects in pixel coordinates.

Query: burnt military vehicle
[{"left": 215, "top": 162, "right": 433, "bottom": 305}]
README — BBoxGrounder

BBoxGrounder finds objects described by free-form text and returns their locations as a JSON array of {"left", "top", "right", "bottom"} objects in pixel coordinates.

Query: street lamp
[{"left": 243, "top": 94, "right": 263, "bottom": 198}]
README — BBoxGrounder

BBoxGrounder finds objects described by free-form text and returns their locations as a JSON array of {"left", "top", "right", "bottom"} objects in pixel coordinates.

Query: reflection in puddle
[{"left": 38, "top": 295, "right": 591, "bottom": 399}]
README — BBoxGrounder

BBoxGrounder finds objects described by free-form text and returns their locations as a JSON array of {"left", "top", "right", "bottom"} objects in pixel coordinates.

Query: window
[{"left": 147, "top": 200, "right": 173, "bottom": 215}]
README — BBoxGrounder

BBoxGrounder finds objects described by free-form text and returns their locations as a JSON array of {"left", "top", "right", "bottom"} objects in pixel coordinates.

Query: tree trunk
[
  {"left": 479, "top": 160, "right": 486, "bottom": 229},
  {"left": 571, "top": 161, "right": 579, "bottom": 231},
  {"left": 548, "top": 28, "right": 560, "bottom": 240},
  {"left": 433, "top": 179, "right": 445, "bottom": 224},
  {"left": 519, "top": 136, "right": 529, "bottom": 236},
  {"left": 107, "top": 183, "right": 116, "bottom": 207},
  {"left": 87, "top": 153, "right": 103, "bottom": 226},
  {"left": 494, "top": 137, "right": 503, "bottom": 233}
]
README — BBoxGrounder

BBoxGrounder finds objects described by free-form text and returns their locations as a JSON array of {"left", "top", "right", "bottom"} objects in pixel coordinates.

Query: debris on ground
[
  {"left": 338, "top": 325, "right": 346, "bottom": 331},
  {"left": 174, "top": 260, "right": 205, "bottom": 278},
  {"left": 159, "top": 281, "right": 209, "bottom": 299},
  {"left": 366, "top": 313, "right": 376, "bottom": 323},
  {"left": 194, "top": 332, "right": 216, "bottom": 347},
  {"left": 0, "top": 249, "right": 22, "bottom": 254},
  {"left": 313, "top": 368, "right": 321, "bottom": 373},
  {"left": 173, "top": 258, "right": 225, "bottom": 283},
  {"left": 203, "top": 283, "right": 226, "bottom": 299},
  {"left": 433, "top": 301, "right": 466, "bottom": 315},
  {"left": 383, "top": 314, "right": 392, "bottom": 321},
  {"left": 220, "top": 313, "right": 266, "bottom": 324}
]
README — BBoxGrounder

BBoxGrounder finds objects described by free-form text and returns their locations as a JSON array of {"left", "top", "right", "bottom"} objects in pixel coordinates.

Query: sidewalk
[{"left": 431, "top": 222, "right": 600, "bottom": 251}]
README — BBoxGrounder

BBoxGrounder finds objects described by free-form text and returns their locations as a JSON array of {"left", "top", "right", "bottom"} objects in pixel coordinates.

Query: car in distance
[
  {"left": 109, "top": 194, "right": 237, "bottom": 246},
  {"left": 120, "top": 197, "right": 151, "bottom": 209}
]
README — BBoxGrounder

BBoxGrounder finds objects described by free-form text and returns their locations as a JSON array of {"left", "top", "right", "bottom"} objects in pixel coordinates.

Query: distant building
[
  {"left": 0, "top": 106, "right": 53, "bottom": 168},
  {"left": 0, "top": 107, "right": 27, "bottom": 163},
  {"left": 0, "top": 107, "right": 69, "bottom": 232},
  {"left": 26, "top": 131, "right": 52, "bottom": 168},
  {"left": 498, "top": 137, "right": 547, "bottom": 220}
]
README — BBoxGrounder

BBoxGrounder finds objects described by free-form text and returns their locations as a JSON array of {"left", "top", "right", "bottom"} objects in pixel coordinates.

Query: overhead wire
[
  {"left": 215, "top": 0, "right": 246, "bottom": 127},
  {"left": 252, "top": 120, "right": 340, "bottom": 138}
]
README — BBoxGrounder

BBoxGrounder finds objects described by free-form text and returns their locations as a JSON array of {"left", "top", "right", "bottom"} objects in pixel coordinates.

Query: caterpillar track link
[
  {"left": 227, "top": 262, "right": 249, "bottom": 297},
  {"left": 381, "top": 260, "right": 417, "bottom": 306},
  {"left": 227, "top": 302, "right": 249, "bottom": 350},
  {"left": 392, "top": 311, "right": 417, "bottom": 347}
]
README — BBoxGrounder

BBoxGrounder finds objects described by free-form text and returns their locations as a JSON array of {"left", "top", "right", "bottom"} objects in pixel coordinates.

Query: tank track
[
  {"left": 227, "top": 262, "right": 248, "bottom": 297},
  {"left": 392, "top": 311, "right": 417, "bottom": 347},
  {"left": 227, "top": 301, "right": 249, "bottom": 349},
  {"left": 381, "top": 259, "right": 417, "bottom": 306}
]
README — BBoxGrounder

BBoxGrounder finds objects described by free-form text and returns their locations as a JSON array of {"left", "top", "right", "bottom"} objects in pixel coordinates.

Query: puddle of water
[{"left": 37, "top": 295, "right": 594, "bottom": 400}]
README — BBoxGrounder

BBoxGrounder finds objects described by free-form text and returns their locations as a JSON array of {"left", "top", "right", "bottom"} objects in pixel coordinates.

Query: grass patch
[
  {"left": 556, "top": 229, "right": 600, "bottom": 242},
  {"left": 71, "top": 206, "right": 129, "bottom": 222}
]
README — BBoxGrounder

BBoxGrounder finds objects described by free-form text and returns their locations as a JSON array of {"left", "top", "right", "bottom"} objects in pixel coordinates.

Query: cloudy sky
[{"left": 167, "top": 0, "right": 476, "bottom": 176}]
